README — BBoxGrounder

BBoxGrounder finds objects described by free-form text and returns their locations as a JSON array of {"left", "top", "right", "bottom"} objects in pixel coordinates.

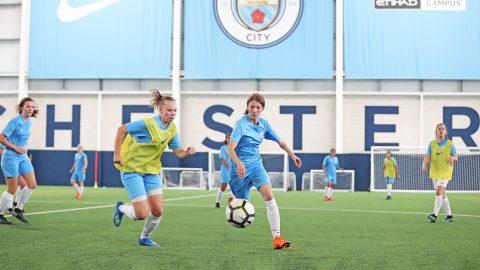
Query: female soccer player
[
  {"left": 322, "top": 148, "right": 344, "bottom": 201},
  {"left": 0, "top": 97, "right": 39, "bottom": 224},
  {"left": 215, "top": 133, "right": 232, "bottom": 208},
  {"left": 69, "top": 144, "right": 88, "bottom": 199},
  {"left": 227, "top": 93, "right": 302, "bottom": 249},
  {"left": 112, "top": 89, "right": 196, "bottom": 247},
  {"left": 422, "top": 123, "right": 457, "bottom": 223},
  {"left": 383, "top": 150, "right": 399, "bottom": 200}
]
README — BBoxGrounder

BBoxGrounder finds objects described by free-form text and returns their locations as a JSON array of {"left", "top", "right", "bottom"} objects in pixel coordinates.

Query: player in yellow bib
[
  {"left": 422, "top": 123, "right": 457, "bottom": 223},
  {"left": 383, "top": 150, "right": 399, "bottom": 200},
  {"left": 112, "top": 89, "right": 196, "bottom": 247}
]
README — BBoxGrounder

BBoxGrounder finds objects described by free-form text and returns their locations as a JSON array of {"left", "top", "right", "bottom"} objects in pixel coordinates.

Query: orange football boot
[{"left": 273, "top": 235, "right": 291, "bottom": 249}]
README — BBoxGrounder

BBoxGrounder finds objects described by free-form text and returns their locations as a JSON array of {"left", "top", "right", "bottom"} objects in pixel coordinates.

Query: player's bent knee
[{"left": 151, "top": 208, "right": 163, "bottom": 217}]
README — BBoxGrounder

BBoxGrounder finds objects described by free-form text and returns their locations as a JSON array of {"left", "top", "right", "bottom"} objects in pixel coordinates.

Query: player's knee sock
[
  {"left": 119, "top": 204, "right": 137, "bottom": 220},
  {"left": 330, "top": 188, "right": 335, "bottom": 198},
  {"left": 140, "top": 213, "right": 162, "bottom": 239},
  {"left": 79, "top": 186, "right": 84, "bottom": 195},
  {"left": 265, "top": 198, "right": 280, "bottom": 237},
  {"left": 16, "top": 187, "right": 33, "bottom": 210},
  {"left": 14, "top": 186, "right": 22, "bottom": 203},
  {"left": 73, "top": 183, "right": 79, "bottom": 192},
  {"left": 433, "top": 195, "right": 443, "bottom": 215},
  {"left": 324, "top": 186, "right": 328, "bottom": 197},
  {"left": 325, "top": 187, "right": 331, "bottom": 197},
  {"left": 216, "top": 188, "right": 224, "bottom": 203},
  {"left": 386, "top": 184, "right": 392, "bottom": 196},
  {"left": 0, "top": 191, "right": 13, "bottom": 214},
  {"left": 443, "top": 196, "right": 452, "bottom": 216}
]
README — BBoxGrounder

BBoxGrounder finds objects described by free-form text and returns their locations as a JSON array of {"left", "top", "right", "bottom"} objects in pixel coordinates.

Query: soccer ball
[{"left": 225, "top": 199, "right": 255, "bottom": 228}]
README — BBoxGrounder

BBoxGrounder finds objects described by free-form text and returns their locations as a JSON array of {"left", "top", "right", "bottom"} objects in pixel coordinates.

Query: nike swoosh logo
[{"left": 57, "top": 0, "right": 120, "bottom": 22}]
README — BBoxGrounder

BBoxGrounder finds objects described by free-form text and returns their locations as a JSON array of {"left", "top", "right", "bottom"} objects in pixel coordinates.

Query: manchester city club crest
[{"left": 214, "top": 0, "right": 303, "bottom": 48}]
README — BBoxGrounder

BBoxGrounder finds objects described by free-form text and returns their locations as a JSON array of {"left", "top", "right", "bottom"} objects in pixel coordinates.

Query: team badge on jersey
[{"left": 214, "top": 0, "right": 303, "bottom": 48}]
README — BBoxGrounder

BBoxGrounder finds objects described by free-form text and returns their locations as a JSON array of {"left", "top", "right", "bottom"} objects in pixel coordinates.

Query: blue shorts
[
  {"left": 229, "top": 165, "right": 270, "bottom": 201},
  {"left": 1, "top": 155, "right": 34, "bottom": 178},
  {"left": 71, "top": 172, "right": 86, "bottom": 182},
  {"left": 121, "top": 172, "right": 163, "bottom": 202},
  {"left": 324, "top": 175, "right": 337, "bottom": 185},
  {"left": 384, "top": 177, "right": 395, "bottom": 184},
  {"left": 220, "top": 169, "right": 229, "bottom": 184}
]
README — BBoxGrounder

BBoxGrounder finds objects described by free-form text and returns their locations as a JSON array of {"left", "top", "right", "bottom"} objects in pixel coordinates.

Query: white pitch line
[
  {"left": 8, "top": 194, "right": 216, "bottom": 217},
  {"left": 163, "top": 203, "right": 480, "bottom": 219}
]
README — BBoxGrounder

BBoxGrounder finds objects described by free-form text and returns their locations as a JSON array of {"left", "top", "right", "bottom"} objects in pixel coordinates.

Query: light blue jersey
[
  {"left": 323, "top": 155, "right": 340, "bottom": 182},
  {"left": 230, "top": 115, "right": 280, "bottom": 173},
  {"left": 426, "top": 138, "right": 457, "bottom": 156},
  {"left": 74, "top": 152, "right": 87, "bottom": 173},
  {"left": 1, "top": 115, "right": 34, "bottom": 177},
  {"left": 219, "top": 144, "right": 231, "bottom": 183},
  {"left": 229, "top": 115, "right": 281, "bottom": 200},
  {"left": 1, "top": 114, "right": 32, "bottom": 159},
  {"left": 126, "top": 115, "right": 181, "bottom": 149}
]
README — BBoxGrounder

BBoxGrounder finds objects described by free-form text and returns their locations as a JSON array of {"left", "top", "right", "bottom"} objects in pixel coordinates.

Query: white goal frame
[
  {"left": 208, "top": 150, "right": 292, "bottom": 191},
  {"left": 302, "top": 169, "right": 355, "bottom": 192},
  {"left": 370, "top": 146, "right": 480, "bottom": 193},
  {"left": 161, "top": 167, "right": 207, "bottom": 190}
]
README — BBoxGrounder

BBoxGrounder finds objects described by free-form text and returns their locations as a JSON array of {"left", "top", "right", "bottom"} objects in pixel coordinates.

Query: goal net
[
  {"left": 161, "top": 167, "right": 207, "bottom": 190},
  {"left": 371, "top": 146, "right": 480, "bottom": 193},
  {"left": 208, "top": 151, "right": 295, "bottom": 191},
  {"left": 302, "top": 169, "right": 355, "bottom": 192}
]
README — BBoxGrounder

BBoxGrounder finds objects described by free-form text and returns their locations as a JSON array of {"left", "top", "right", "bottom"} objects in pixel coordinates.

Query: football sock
[
  {"left": 16, "top": 187, "right": 34, "bottom": 210},
  {"left": 140, "top": 213, "right": 162, "bottom": 239},
  {"left": 0, "top": 191, "right": 13, "bottom": 214},
  {"left": 433, "top": 196, "right": 443, "bottom": 215},
  {"left": 443, "top": 196, "right": 452, "bottom": 216},
  {"left": 73, "top": 183, "right": 79, "bottom": 192},
  {"left": 326, "top": 187, "right": 331, "bottom": 197},
  {"left": 79, "top": 186, "right": 84, "bottom": 195},
  {"left": 265, "top": 198, "right": 280, "bottom": 237},
  {"left": 216, "top": 188, "right": 224, "bottom": 203},
  {"left": 119, "top": 204, "right": 137, "bottom": 220},
  {"left": 324, "top": 186, "right": 328, "bottom": 196},
  {"left": 14, "top": 186, "right": 22, "bottom": 203},
  {"left": 386, "top": 184, "right": 392, "bottom": 196}
]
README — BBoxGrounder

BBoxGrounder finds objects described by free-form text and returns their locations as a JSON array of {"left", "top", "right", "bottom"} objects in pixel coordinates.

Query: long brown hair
[
  {"left": 244, "top": 93, "right": 265, "bottom": 115},
  {"left": 17, "top": 97, "right": 39, "bottom": 118},
  {"left": 150, "top": 89, "right": 176, "bottom": 111}
]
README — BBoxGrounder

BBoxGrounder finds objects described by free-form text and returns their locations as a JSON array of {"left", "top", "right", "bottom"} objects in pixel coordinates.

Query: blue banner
[
  {"left": 345, "top": 0, "right": 480, "bottom": 79},
  {"left": 184, "top": 0, "right": 333, "bottom": 79},
  {"left": 29, "top": 0, "right": 172, "bottom": 79}
]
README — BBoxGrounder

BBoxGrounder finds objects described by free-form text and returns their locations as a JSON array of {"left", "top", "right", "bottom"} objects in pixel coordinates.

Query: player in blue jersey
[
  {"left": 227, "top": 93, "right": 302, "bottom": 249},
  {"left": 0, "top": 97, "right": 38, "bottom": 224},
  {"left": 69, "top": 144, "right": 88, "bottom": 199},
  {"left": 112, "top": 89, "right": 196, "bottom": 247},
  {"left": 322, "top": 148, "right": 344, "bottom": 201},
  {"left": 383, "top": 150, "right": 399, "bottom": 200},
  {"left": 422, "top": 123, "right": 457, "bottom": 223},
  {"left": 215, "top": 133, "right": 232, "bottom": 208}
]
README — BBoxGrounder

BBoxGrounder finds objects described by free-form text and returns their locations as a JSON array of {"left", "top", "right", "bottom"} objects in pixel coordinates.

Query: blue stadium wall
[{"left": 0, "top": 151, "right": 371, "bottom": 191}]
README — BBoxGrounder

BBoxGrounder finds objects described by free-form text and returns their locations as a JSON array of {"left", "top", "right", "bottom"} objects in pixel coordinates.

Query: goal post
[
  {"left": 370, "top": 146, "right": 480, "bottom": 193},
  {"left": 161, "top": 167, "right": 207, "bottom": 190},
  {"left": 208, "top": 151, "right": 295, "bottom": 191},
  {"left": 302, "top": 169, "right": 355, "bottom": 192}
]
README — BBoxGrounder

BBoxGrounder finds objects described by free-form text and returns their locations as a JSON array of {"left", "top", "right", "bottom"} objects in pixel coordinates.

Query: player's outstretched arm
[
  {"left": 278, "top": 140, "right": 302, "bottom": 168},
  {"left": 172, "top": 146, "right": 195, "bottom": 159}
]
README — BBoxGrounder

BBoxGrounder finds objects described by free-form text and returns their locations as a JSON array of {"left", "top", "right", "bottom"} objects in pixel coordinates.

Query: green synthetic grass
[{"left": 0, "top": 186, "right": 479, "bottom": 270}]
